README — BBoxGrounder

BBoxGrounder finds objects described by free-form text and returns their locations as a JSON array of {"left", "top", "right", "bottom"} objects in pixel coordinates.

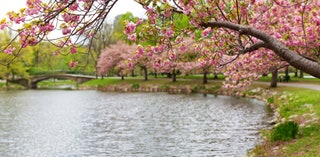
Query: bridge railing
[{"left": 28, "top": 69, "right": 96, "bottom": 76}]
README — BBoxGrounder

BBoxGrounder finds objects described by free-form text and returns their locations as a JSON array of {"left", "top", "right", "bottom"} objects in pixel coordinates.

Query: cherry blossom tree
[
  {"left": 1, "top": 0, "right": 320, "bottom": 89},
  {"left": 97, "top": 41, "right": 136, "bottom": 79}
]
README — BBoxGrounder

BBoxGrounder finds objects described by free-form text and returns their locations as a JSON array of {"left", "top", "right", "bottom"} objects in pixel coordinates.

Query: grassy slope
[{"left": 251, "top": 87, "right": 320, "bottom": 156}]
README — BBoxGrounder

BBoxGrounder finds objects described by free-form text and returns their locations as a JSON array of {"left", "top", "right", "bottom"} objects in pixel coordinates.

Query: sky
[{"left": 0, "top": 0, "right": 147, "bottom": 22}]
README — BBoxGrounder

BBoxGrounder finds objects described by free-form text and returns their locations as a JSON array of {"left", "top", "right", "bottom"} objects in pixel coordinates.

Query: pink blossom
[
  {"left": 126, "top": 59, "right": 133, "bottom": 68},
  {"left": 169, "top": 53, "right": 176, "bottom": 60},
  {"left": 69, "top": 3, "right": 79, "bottom": 11},
  {"left": 164, "top": 28, "right": 174, "bottom": 38},
  {"left": 179, "top": 44, "right": 187, "bottom": 52},
  {"left": 128, "top": 34, "right": 136, "bottom": 41},
  {"left": 7, "top": 12, "right": 25, "bottom": 24},
  {"left": 53, "top": 50, "right": 59, "bottom": 56},
  {"left": 164, "top": 8, "right": 172, "bottom": 17},
  {"left": 4, "top": 45, "right": 15, "bottom": 54},
  {"left": 125, "top": 21, "right": 136, "bottom": 34},
  {"left": 136, "top": 19, "right": 143, "bottom": 26},
  {"left": 0, "top": 19, "right": 8, "bottom": 30},
  {"left": 153, "top": 58, "right": 162, "bottom": 67},
  {"left": 70, "top": 46, "right": 77, "bottom": 54},
  {"left": 62, "top": 27, "right": 71, "bottom": 35},
  {"left": 202, "top": 27, "right": 212, "bottom": 37},
  {"left": 40, "top": 24, "right": 54, "bottom": 32},
  {"left": 137, "top": 46, "right": 144, "bottom": 55},
  {"left": 69, "top": 61, "right": 78, "bottom": 68}
]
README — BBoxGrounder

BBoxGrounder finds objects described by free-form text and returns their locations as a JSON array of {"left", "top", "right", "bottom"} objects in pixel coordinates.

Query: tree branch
[{"left": 239, "top": 41, "right": 266, "bottom": 54}]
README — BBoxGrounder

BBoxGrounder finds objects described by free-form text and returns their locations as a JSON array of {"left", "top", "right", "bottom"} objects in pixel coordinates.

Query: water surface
[{"left": 0, "top": 90, "right": 270, "bottom": 156}]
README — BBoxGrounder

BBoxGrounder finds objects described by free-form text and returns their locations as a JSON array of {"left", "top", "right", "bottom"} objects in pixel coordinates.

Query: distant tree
[
  {"left": 97, "top": 41, "right": 136, "bottom": 79},
  {"left": 0, "top": 29, "right": 31, "bottom": 82}
]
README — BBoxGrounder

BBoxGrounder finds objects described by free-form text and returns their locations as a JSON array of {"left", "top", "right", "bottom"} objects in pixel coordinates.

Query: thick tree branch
[{"left": 200, "top": 20, "right": 320, "bottom": 78}]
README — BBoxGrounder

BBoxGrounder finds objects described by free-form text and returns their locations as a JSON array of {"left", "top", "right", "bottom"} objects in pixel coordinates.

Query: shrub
[
  {"left": 267, "top": 97, "right": 275, "bottom": 103},
  {"left": 271, "top": 121, "right": 299, "bottom": 141},
  {"left": 131, "top": 83, "right": 139, "bottom": 89}
]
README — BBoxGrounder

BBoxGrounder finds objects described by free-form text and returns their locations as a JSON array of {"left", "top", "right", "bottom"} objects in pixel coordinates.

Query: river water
[{"left": 0, "top": 90, "right": 270, "bottom": 157}]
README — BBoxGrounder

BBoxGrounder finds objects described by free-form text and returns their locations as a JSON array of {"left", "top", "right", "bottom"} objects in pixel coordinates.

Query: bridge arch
[{"left": 8, "top": 74, "right": 95, "bottom": 89}]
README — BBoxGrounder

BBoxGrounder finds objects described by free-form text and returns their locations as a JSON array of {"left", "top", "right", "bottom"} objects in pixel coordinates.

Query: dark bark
[
  {"left": 172, "top": 69, "right": 176, "bottom": 82},
  {"left": 203, "top": 71, "right": 208, "bottom": 84},
  {"left": 154, "top": 69, "right": 157, "bottom": 78},
  {"left": 285, "top": 66, "right": 289, "bottom": 77},
  {"left": 295, "top": 68, "right": 298, "bottom": 77},
  {"left": 142, "top": 67, "right": 148, "bottom": 81},
  {"left": 201, "top": 21, "right": 320, "bottom": 78},
  {"left": 271, "top": 69, "right": 278, "bottom": 88},
  {"left": 213, "top": 72, "right": 218, "bottom": 79}
]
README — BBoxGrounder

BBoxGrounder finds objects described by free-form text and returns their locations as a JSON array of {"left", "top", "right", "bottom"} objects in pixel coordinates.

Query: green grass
[
  {"left": 82, "top": 77, "right": 223, "bottom": 94},
  {"left": 83, "top": 78, "right": 122, "bottom": 86},
  {"left": 37, "top": 79, "right": 75, "bottom": 87},
  {"left": 84, "top": 77, "right": 222, "bottom": 86},
  {"left": 270, "top": 121, "right": 299, "bottom": 141},
  {"left": 276, "top": 87, "right": 320, "bottom": 118},
  {"left": 251, "top": 87, "right": 320, "bottom": 156}
]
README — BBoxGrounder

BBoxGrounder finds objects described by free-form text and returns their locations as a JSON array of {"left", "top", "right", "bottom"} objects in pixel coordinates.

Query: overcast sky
[{"left": 0, "top": 0, "right": 146, "bottom": 22}]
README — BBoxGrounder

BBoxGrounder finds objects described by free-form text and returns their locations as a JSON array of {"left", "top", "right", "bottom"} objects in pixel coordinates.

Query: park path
[
  {"left": 277, "top": 82, "right": 320, "bottom": 91},
  {"left": 255, "top": 81, "right": 320, "bottom": 91}
]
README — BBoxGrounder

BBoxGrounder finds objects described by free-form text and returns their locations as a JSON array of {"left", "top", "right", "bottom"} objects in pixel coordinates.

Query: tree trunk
[
  {"left": 294, "top": 68, "right": 298, "bottom": 77},
  {"left": 5, "top": 79, "right": 8, "bottom": 90},
  {"left": 172, "top": 69, "right": 176, "bottom": 82},
  {"left": 143, "top": 67, "right": 148, "bottom": 81},
  {"left": 270, "top": 69, "right": 278, "bottom": 88},
  {"left": 203, "top": 71, "right": 208, "bottom": 84},
  {"left": 213, "top": 72, "right": 218, "bottom": 79},
  {"left": 154, "top": 69, "right": 157, "bottom": 78},
  {"left": 95, "top": 66, "right": 99, "bottom": 79},
  {"left": 299, "top": 70, "right": 304, "bottom": 78},
  {"left": 121, "top": 75, "right": 124, "bottom": 80},
  {"left": 131, "top": 69, "right": 135, "bottom": 77},
  {"left": 285, "top": 66, "right": 289, "bottom": 77}
]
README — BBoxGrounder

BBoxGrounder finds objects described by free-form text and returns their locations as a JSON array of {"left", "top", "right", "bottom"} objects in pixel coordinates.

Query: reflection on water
[{"left": 0, "top": 90, "right": 270, "bottom": 156}]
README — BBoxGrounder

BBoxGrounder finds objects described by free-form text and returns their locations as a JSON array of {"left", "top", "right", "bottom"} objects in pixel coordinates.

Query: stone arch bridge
[{"left": 8, "top": 74, "right": 95, "bottom": 89}]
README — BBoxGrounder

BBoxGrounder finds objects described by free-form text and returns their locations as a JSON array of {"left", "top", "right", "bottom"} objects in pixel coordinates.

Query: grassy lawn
[
  {"left": 83, "top": 76, "right": 222, "bottom": 86},
  {"left": 82, "top": 77, "right": 223, "bottom": 94}
]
